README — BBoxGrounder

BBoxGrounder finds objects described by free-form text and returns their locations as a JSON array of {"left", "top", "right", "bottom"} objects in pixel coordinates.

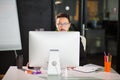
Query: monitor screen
[{"left": 29, "top": 31, "right": 80, "bottom": 69}]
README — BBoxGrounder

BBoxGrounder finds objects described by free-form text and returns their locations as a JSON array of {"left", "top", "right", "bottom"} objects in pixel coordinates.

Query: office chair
[{"left": 80, "top": 36, "right": 86, "bottom": 51}]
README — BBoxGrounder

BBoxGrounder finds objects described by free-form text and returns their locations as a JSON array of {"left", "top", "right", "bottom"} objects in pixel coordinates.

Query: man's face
[{"left": 56, "top": 17, "right": 71, "bottom": 31}]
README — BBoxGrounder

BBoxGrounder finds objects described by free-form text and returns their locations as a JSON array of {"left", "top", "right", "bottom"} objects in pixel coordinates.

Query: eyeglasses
[{"left": 56, "top": 23, "right": 70, "bottom": 26}]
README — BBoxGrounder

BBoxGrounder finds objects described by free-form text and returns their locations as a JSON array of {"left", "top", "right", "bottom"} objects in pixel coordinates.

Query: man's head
[{"left": 55, "top": 13, "right": 71, "bottom": 31}]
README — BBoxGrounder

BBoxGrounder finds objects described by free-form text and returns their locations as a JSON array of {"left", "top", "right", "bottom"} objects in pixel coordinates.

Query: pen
[
  {"left": 104, "top": 51, "right": 107, "bottom": 62},
  {"left": 110, "top": 55, "right": 112, "bottom": 62},
  {"left": 104, "top": 52, "right": 112, "bottom": 62},
  {"left": 106, "top": 56, "right": 108, "bottom": 62},
  {"left": 104, "top": 51, "right": 106, "bottom": 56},
  {"left": 108, "top": 53, "right": 112, "bottom": 62}
]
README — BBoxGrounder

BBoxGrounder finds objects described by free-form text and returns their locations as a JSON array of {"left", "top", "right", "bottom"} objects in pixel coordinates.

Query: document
[{"left": 73, "top": 64, "right": 102, "bottom": 73}]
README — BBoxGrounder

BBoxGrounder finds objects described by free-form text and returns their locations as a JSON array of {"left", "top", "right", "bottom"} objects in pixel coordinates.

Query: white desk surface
[{"left": 2, "top": 66, "right": 120, "bottom": 80}]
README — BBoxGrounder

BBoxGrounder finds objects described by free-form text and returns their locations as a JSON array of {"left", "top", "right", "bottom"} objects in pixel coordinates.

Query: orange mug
[{"left": 104, "top": 62, "right": 111, "bottom": 72}]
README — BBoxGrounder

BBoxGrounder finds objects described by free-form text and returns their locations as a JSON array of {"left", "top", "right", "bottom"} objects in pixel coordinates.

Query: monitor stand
[{"left": 48, "top": 49, "right": 61, "bottom": 75}]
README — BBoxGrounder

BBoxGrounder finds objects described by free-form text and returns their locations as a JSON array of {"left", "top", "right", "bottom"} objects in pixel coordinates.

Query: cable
[{"left": 14, "top": 50, "right": 17, "bottom": 58}]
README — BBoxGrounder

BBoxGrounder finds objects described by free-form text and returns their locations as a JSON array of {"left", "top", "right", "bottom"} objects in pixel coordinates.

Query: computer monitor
[{"left": 29, "top": 31, "right": 80, "bottom": 69}]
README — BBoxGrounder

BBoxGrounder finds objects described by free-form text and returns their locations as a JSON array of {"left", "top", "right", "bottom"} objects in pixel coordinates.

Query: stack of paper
[{"left": 73, "top": 64, "right": 102, "bottom": 73}]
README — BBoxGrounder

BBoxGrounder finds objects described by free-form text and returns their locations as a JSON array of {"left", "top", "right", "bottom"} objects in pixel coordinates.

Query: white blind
[{"left": 0, "top": 0, "right": 22, "bottom": 51}]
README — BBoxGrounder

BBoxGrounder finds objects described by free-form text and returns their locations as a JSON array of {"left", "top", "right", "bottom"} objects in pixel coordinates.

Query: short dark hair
[{"left": 56, "top": 13, "right": 70, "bottom": 22}]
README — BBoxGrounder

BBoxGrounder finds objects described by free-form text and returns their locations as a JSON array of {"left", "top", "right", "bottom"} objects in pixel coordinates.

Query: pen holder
[
  {"left": 104, "top": 54, "right": 112, "bottom": 72},
  {"left": 104, "top": 61, "right": 111, "bottom": 72}
]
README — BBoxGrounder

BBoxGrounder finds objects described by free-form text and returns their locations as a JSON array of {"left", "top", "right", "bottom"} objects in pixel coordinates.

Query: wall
[
  {"left": 116, "top": 0, "right": 120, "bottom": 74},
  {"left": 17, "top": 0, "right": 53, "bottom": 65}
]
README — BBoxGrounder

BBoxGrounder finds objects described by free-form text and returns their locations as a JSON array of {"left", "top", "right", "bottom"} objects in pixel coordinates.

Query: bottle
[{"left": 16, "top": 55, "right": 23, "bottom": 69}]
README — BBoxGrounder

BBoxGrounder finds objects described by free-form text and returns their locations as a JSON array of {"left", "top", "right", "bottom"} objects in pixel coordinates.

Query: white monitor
[{"left": 29, "top": 31, "right": 80, "bottom": 69}]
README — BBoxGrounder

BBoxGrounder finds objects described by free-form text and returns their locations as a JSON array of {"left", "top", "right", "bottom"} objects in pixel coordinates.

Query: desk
[{"left": 2, "top": 66, "right": 120, "bottom": 80}]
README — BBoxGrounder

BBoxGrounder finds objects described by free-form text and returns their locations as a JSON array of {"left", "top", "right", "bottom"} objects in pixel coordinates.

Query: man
[{"left": 55, "top": 13, "right": 87, "bottom": 66}]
